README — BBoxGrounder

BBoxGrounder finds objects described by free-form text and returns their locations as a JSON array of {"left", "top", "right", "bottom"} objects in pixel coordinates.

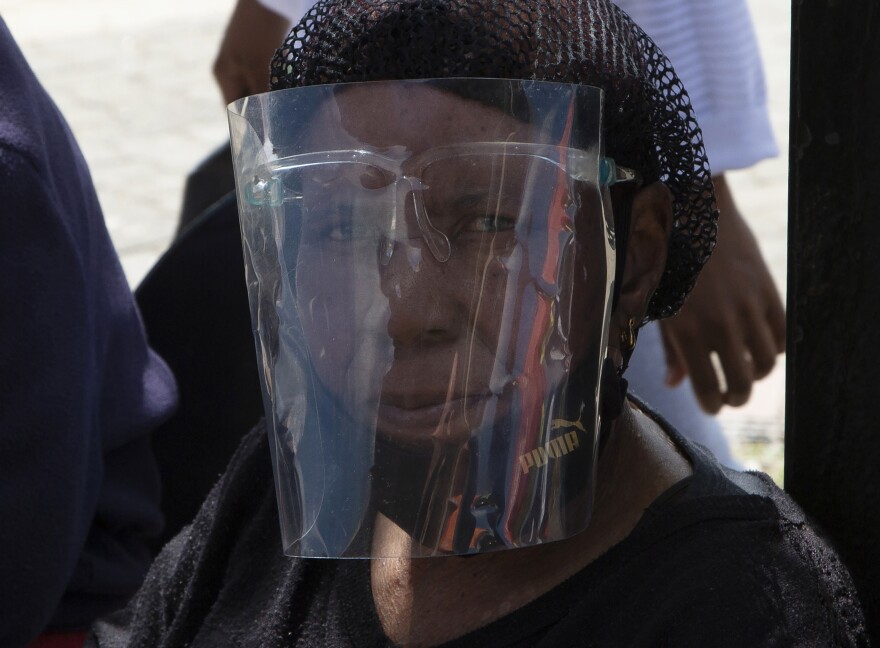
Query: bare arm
[
  {"left": 213, "top": 0, "right": 291, "bottom": 104},
  {"left": 659, "top": 174, "right": 786, "bottom": 413}
]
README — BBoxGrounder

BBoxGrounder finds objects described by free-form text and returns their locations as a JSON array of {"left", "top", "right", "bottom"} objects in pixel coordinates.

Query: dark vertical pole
[{"left": 787, "top": 0, "right": 880, "bottom": 639}]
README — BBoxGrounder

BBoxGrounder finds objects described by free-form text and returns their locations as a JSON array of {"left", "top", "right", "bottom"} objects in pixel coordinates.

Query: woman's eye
[
  {"left": 326, "top": 218, "right": 378, "bottom": 241},
  {"left": 325, "top": 222, "right": 355, "bottom": 240},
  {"left": 303, "top": 210, "right": 364, "bottom": 242},
  {"left": 463, "top": 214, "right": 518, "bottom": 233}
]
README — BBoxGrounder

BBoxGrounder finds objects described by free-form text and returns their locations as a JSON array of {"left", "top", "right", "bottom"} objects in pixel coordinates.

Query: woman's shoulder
[
  {"left": 88, "top": 421, "right": 285, "bottom": 647},
  {"left": 157, "top": 418, "right": 278, "bottom": 576},
  {"left": 607, "top": 400, "right": 869, "bottom": 645}
]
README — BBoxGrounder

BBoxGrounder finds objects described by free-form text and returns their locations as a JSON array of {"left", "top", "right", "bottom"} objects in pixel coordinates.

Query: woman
[{"left": 90, "top": 1, "right": 865, "bottom": 645}]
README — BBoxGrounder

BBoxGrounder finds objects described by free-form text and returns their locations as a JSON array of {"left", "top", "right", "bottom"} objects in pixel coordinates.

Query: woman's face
[{"left": 293, "top": 83, "right": 608, "bottom": 450}]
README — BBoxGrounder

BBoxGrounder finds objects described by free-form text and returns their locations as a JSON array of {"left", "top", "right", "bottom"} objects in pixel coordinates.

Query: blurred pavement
[{"left": 0, "top": 0, "right": 791, "bottom": 480}]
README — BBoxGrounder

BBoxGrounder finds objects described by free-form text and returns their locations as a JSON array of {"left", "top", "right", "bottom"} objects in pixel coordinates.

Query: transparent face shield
[{"left": 228, "top": 79, "right": 633, "bottom": 558}]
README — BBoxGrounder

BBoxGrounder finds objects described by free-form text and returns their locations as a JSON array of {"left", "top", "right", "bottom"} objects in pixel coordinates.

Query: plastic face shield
[{"left": 228, "top": 79, "right": 621, "bottom": 558}]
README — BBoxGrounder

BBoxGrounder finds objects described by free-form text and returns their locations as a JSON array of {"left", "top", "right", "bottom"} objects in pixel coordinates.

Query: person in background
[
  {"left": 0, "top": 18, "right": 178, "bottom": 648},
  {"left": 613, "top": 0, "right": 785, "bottom": 446},
  {"left": 211, "top": 0, "right": 786, "bottom": 469}
]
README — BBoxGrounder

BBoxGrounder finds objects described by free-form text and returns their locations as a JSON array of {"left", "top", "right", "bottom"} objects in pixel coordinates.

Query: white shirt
[{"left": 614, "top": 0, "right": 777, "bottom": 171}]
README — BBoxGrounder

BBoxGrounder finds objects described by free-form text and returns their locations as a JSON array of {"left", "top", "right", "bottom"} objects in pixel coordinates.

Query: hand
[
  {"left": 213, "top": 0, "right": 291, "bottom": 105},
  {"left": 659, "top": 174, "right": 786, "bottom": 413}
]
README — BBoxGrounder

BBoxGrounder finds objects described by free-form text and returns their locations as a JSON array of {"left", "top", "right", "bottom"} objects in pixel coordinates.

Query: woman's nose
[{"left": 380, "top": 239, "right": 465, "bottom": 347}]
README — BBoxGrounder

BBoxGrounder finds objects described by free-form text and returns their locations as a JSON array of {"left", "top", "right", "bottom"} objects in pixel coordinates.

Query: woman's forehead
[{"left": 304, "top": 83, "right": 536, "bottom": 153}]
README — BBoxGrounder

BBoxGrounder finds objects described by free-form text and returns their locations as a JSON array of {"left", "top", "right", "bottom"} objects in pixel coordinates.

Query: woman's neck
[{"left": 370, "top": 403, "right": 693, "bottom": 647}]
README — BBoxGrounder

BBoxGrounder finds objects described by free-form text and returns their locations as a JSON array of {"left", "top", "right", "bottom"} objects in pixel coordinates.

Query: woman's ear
[{"left": 611, "top": 181, "right": 673, "bottom": 350}]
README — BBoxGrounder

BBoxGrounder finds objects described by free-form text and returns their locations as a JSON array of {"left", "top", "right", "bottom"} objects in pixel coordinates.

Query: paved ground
[{"left": 1, "top": 0, "right": 791, "bottom": 482}]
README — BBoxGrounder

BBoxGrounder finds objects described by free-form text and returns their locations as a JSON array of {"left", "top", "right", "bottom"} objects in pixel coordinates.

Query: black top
[{"left": 89, "top": 407, "right": 868, "bottom": 647}]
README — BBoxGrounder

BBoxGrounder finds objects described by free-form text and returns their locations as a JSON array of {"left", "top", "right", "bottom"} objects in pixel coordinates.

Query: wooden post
[{"left": 786, "top": 0, "right": 880, "bottom": 639}]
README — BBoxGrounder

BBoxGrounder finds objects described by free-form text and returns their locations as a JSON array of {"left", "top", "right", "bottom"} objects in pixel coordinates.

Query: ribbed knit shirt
[{"left": 0, "top": 19, "right": 178, "bottom": 647}]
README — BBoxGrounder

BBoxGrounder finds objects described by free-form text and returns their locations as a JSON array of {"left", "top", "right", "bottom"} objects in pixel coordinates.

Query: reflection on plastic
[{"left": 229, "top": 78, "right": 617, "bottom": 558}]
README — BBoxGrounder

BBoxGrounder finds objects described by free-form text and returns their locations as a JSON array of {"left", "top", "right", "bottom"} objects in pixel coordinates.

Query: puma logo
[{"left": 518, "top": 419, "right": 583, "bottom": 475}]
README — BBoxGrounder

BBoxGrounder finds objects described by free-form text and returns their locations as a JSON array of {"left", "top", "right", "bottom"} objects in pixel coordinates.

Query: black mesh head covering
[{"left": 268, "top": 0, "right": 717, "bottom": 319}]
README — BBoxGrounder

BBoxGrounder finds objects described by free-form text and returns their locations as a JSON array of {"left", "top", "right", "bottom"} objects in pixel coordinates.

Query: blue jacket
[{"left": 0, "top": 18, "right": 177, "bottom": 646}]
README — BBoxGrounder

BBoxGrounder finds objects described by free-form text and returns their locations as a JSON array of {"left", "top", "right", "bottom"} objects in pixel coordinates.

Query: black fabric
[
  {"left": 88, "top": 407, "right": 868, "bottom": 647},
  {"left": 135, "top": 192, "right": 264, "bottom": 554},
  {"left": 176, "top": 145, "right": 234, "bottom": 235}
]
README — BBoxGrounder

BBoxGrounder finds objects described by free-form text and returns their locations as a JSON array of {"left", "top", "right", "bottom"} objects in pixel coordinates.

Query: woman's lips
[{"left": 377, "top": 394, "right": 492, "bottom": 445}]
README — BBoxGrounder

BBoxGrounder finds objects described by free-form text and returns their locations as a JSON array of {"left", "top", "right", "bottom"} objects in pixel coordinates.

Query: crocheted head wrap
[{"left": 268, "top": 0, "right": 718, "bottom": 319}]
